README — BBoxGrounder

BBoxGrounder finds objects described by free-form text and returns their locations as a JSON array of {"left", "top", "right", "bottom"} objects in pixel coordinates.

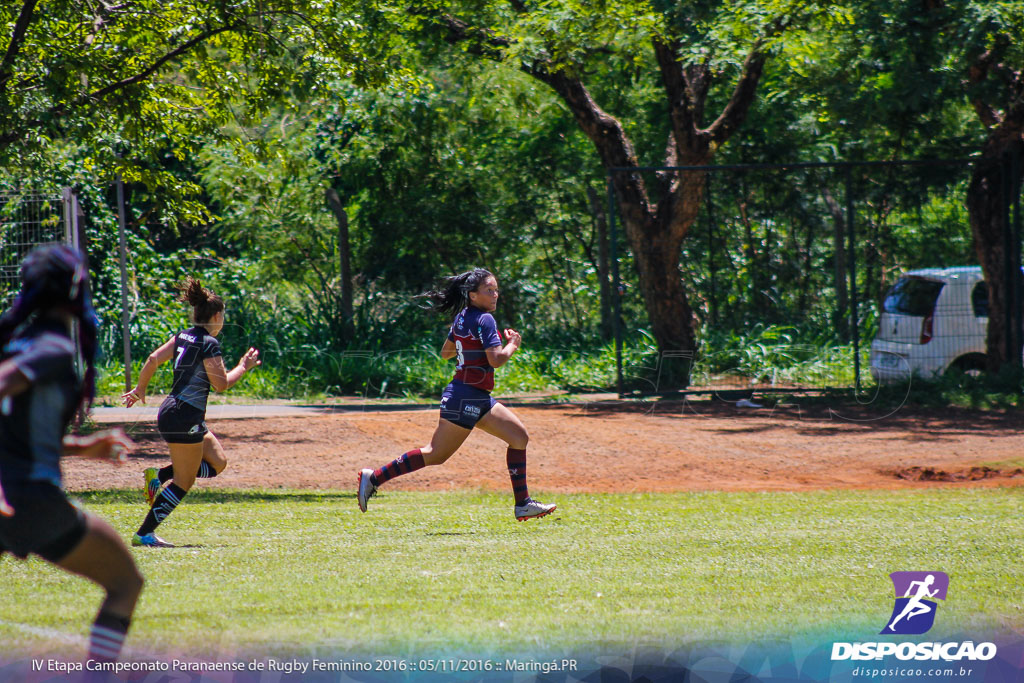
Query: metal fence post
[
  {"left": 845, "top": 166, "right": 861, "bottom": 393},
  {"left": 1009, "top": 148, "right": 1023, "bottom": 372},
  {"left": 704, "top": 171, "right": 718, "bottom": 325},
  {"left": 116, "top": 176, "right": 133, "bottom": 392},
  {"left": 61, "top": 188, "right": 74, "bottom": 246},
  {"left": 607, "top": 173, "right": 624, "bottom": 398}
]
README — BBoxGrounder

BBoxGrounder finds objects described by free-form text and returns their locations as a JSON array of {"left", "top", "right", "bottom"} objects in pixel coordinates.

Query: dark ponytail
[
  {"left": 176, "top": 276, "right": 224, "bottom": 324},
  {"left": 0, "top": 245, "right": 99, "bottom": 411},
  {"left": 418, "top": 268, "right": 494, "bottom": 318}
]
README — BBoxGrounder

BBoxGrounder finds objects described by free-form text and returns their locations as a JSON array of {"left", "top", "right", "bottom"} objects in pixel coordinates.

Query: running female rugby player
[
  {"left": 0, "top": 245, "right": 143, "bottom": 664},
  {"left": 357, "top": 268, "right": 556, "bottom": 521},
  {"left": 122, "top": 277, "right": 260, "bottom": 547}
]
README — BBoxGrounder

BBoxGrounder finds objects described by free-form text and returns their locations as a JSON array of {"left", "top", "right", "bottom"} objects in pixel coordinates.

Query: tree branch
[
  {"left": 705, "top": 45, "right": 767, "bottom": 146},
  {"left": 526, "top": 65, "right": 654, "bottom": 226},
  {"left": 87, "top": 23, "right": 241, "bottom": 101},
  {"left": 0, "top": 0, "right": 39, "bottom": 93},
  {"left": 653, "top": 37, "right": 716, "bottom": 161},
  {"left": 968, "top": 46, "right": 1005, "bottom": 128},
  {"left": 432, "top": 13, "right": 510, "bottom": 58},
  {"left": 432, "top": 8, "right": 660, "bottom": 229}
]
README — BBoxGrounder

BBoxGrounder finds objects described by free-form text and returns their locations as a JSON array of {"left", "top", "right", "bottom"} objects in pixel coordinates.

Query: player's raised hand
[
  {"left": 66, "top": 428, "right": 136, "bottom": 463},
  {"left": 503, "top": 328, "right": 522, "bottom": 348},
  {"left": 122, "top": 386, "right": 145, "bottom": 407},
  {"left": 240, "top": 347, "right": 261, "bottom": 372}
]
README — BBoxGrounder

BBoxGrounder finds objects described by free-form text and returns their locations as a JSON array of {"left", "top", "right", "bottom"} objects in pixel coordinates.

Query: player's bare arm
[
  {"left": 441, "top": 337, "right": 457, "bottom": 360},
  {"left": 123, "top": 335, "right": 175, "bottom": 407},
  {"left": 64, "top": 428, "right": 135, "bottom": 462},
  {"left": 484, "top": 328, "right": 521, "bottom": 368},
  {"left": 204, "top": 348, "right": 260, "bottom": 392}
]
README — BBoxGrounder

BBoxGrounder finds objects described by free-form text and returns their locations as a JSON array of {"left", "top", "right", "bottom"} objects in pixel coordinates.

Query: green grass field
[{"left": 1, "top": 488, "right": 1021, "bottom": 660}]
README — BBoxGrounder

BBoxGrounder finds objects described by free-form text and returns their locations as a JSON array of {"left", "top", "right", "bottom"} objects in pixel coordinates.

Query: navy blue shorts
[
  {"left": 0, "top": 481, "right": 87, "bottom": 562},
  {"left": 158, "top": 396, "right": 208, "bottom": 444},
  {"left": 440, "top": 382, "right": 497, "bottom": 429}
]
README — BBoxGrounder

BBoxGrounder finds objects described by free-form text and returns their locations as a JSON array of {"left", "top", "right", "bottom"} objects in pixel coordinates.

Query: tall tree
[
  {"left": 417, "top": 0, "right": 822, "bottom": 387},
  {"left": 956, "top": 3, "right": 1024, "bottom": 373}
]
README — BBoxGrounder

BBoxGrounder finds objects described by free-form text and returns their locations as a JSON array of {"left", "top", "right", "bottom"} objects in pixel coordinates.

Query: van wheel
[{"left": 949, "top": 354, "right": 986, "bottom": 378}]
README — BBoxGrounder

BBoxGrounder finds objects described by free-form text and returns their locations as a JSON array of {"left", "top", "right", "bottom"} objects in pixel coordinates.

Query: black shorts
[
  {"left": 440, "top": 382, "right": 497, "bottom": 429},
  {"left": 158, "top": 396, "right": 208, "bottom": 444},
  {"left": 0, "top": 481, "right": 87, "bottom": 562}
]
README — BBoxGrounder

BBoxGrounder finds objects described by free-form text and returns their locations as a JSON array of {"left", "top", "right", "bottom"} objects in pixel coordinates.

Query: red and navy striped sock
[
  {"left": 371, "top": 449, "right": 425, "bottom": 486},
  {"left": 506, "top": 448, "right": 529, "bottom": 505}
]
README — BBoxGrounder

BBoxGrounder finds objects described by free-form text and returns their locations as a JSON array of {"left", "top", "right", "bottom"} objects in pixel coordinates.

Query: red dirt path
[{"left": 63, "top": 400, "right": 1024, "bottom": 493}]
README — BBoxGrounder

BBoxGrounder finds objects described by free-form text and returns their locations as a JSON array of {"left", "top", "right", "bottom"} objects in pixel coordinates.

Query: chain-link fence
[
  {"left": 1, "top": 189, "right": 79, "bottom": 308},
  {"left": 607, "top": 156, "right": 1023, "bottom": 396}
]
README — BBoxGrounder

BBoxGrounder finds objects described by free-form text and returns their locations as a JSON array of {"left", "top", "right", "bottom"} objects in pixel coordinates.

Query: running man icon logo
[{"left": 881, "top": 571, "right": 950, "bottom": 635}]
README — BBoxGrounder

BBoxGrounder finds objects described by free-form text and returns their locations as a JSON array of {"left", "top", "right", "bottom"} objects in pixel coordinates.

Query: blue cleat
[{"left": 131, "top": 533, "right": 174, "bottom": 548}]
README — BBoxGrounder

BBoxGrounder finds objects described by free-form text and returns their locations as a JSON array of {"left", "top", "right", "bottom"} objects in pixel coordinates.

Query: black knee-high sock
[
  {"left": 159, "top": 461, "right": 217, "bottom": 483},
  {"left": 88, "top": 609, "right": 130, "bottom": 662},
  {"left": 196, "top": 461, "right": 218, "bottom": 478},
  {"left": 137, "top": 483, "right": 187, "bottom": 536}
]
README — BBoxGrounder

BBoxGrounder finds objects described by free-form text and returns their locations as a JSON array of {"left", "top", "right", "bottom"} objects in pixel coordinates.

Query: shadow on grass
[{"left": 72, "top": 489, "right": 355, "bottom": 505}]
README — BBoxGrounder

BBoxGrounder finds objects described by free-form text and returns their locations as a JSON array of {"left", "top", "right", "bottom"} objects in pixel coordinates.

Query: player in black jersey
[
  {"left": 122, "top": 277, "right": 260, "bottom": 547},
  {"left": 0, "top": 245, "right": 143, "bottom": 664}
]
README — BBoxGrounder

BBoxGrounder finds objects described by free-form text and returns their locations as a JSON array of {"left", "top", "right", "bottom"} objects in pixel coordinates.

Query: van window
[
  {"left": 883, "top": 277, "right": 944, "bottom": 316},
  {"left": 972, "top": 281, "right": 989, "bottom": 317}
]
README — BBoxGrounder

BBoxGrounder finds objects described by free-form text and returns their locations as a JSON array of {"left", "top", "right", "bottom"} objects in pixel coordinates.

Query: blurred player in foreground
[
  {"left": 0, "top": 245, "right": 143, "bottom": 664},
  {"left": 122, "top": 277, "right": 260, "bottom": 547},
  {"left": 358, "top": 268, "right": 556, "bottom": 521}
]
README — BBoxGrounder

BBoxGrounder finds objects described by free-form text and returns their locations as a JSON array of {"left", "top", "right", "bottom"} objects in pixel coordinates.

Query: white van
[{"left": 869, "top": 267, "right": 990, "bottom": 382}]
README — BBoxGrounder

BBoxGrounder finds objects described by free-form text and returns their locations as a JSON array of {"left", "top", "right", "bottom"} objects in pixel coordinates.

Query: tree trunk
[
  {"left": 515, "top": 31, "right": 767, "bottom": 389},
  {"left": 967, "top": 143, "right": 1024, "bottom": 373},
  {"left": 627, "top": 214, "right": 697, "bottom": 389},
  {"left": 962, "top": 30, "right": 1024, "bottom": 375},
  {"left": 325, "top": 187, "right": 354, "bottom": 336},
  {"left": 823, "top": 188, "right": 849, "bottom": 340},
  {"left": 434, "top": 13, "right": 771, "bottom": 389}
]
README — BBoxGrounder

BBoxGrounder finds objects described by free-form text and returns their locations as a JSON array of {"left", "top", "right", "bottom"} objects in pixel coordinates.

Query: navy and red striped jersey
[{"left": 447, "top": 306, "right": 502, "bottom": 391}]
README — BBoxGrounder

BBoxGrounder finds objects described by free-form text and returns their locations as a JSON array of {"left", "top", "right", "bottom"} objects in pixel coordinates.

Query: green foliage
[
  {"left": 6, "top": 0, "right": 1018, "bottom": 401},
  {"left": 0, "top": 0, "right": 412, "bottom": 221},
  {"left": 696, "top": 325, "right": 860, "bottom": 387}
]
